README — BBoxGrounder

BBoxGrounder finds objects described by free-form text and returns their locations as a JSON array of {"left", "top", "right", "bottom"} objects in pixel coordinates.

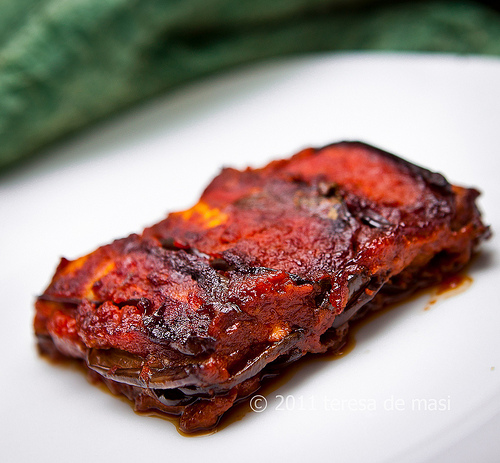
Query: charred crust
[{"left": 35, "top": 141, "right": 490, "bottom": 433}]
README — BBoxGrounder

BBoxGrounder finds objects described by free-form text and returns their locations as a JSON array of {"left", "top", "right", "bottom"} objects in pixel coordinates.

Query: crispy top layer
[{"left": 35, "top": 142, "right": 488, "bottom": 389}]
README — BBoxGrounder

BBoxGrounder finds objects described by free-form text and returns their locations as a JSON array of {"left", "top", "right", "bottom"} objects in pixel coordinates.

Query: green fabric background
[{"left": 0, "top": 0, "right": 499, "bottom": 173}]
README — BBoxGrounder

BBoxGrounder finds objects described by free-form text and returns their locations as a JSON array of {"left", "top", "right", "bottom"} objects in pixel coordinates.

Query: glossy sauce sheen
[
  {"left": 218, "top": 272, "right": 474, "bottom": 434},
  {"left": 34, "top": 142, "right": 490, "bottom": 433},
  {"left": 109, "top": 272, "right": 472, "bottom": 436}
]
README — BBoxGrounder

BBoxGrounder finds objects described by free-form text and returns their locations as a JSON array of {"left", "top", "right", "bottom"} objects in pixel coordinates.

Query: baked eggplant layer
[{"left": 34, "top": 142, "right": 489, "bottom": 432}]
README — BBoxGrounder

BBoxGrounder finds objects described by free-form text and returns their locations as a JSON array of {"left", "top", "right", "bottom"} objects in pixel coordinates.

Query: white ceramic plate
[{"left": 1, "top": 53, "right": 499, "bottom": 462}]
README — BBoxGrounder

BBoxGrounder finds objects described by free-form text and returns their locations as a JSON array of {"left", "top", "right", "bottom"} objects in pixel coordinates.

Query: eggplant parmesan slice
[{"left": 34, "top": 142, "right": 489, "bottom": 433}]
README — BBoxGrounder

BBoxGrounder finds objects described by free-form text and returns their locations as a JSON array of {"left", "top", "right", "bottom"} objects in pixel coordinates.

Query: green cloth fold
[{"left": 1, "top": 0, "right": 499, "bottom": 173}]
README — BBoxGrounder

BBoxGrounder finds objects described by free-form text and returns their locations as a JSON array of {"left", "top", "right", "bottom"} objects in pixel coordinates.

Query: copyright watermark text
[
  {"left": 249, "top": 395, "right": 268, "bottom": 412},
  {"left": 249, "top": 394, "right": 451, "bottom": 413}
]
